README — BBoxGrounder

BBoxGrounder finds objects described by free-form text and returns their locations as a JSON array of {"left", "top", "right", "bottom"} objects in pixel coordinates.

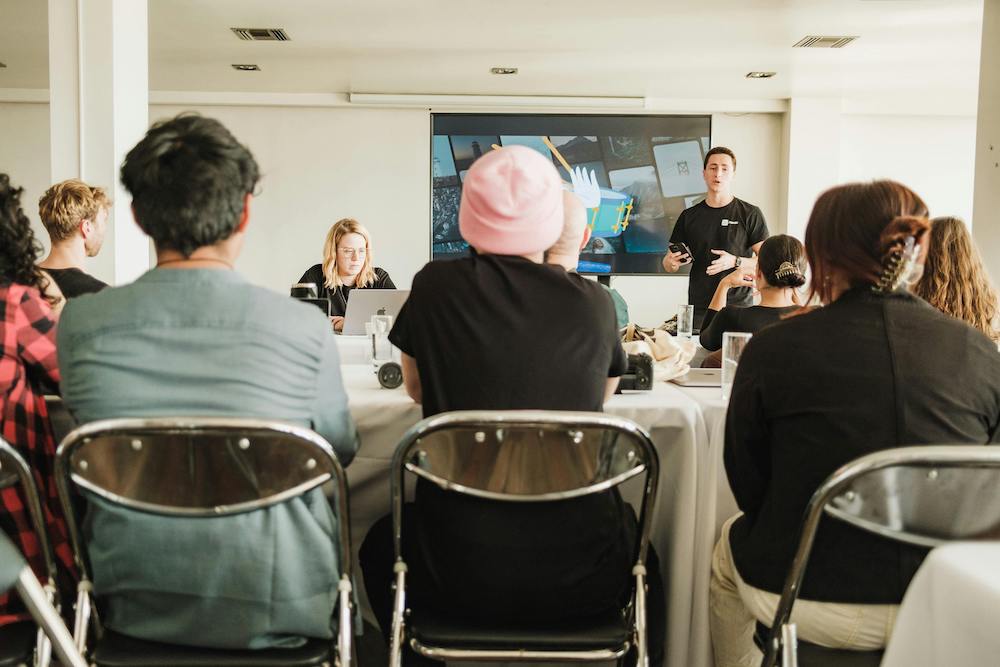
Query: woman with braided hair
[
  {"left": 709, "top": 180, "right": 1000, "bottom": 667},
  {"left": 0, "top": 173, "right": 75, "bottom": 626}
]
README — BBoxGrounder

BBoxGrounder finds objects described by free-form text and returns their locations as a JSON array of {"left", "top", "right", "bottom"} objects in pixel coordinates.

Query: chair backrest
[
  {"left": 54, "top": 417, "right": 352, "bottom": 579},
  {"left": 0, "top": 438, "right": 58, "bottom": 581},
  {"left": 761, "top": 445, "right": 1000, "bottom": 667},
  {"left": 391, "top": 410, "right": 659, "bottom": 562}
]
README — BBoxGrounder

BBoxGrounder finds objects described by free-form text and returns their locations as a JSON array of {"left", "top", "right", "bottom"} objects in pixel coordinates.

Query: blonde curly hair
[{"left": 913, "top": 216, "right": 1000, "bottom": 342}]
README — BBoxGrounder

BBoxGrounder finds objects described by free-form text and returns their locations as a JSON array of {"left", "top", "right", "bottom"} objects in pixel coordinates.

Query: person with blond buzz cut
[
  {"left": 37, "top": 179, "right": 111, "bottom": 298},
  {"left": 546, "top": 191, "right": 629, "bottom": 327}
]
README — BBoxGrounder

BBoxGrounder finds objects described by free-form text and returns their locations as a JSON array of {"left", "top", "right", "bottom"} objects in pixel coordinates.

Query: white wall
[
  {"left": 151, "top": 104, "right": 431, "bottom": 292},
  {"left": 840, "top": 114, "right": 977, "bottom": 222},
  {"left": 973, "top": 0, "right": 1000, "bottom": 279},
  {"left": 0, "top": 102, "right": 52, "bottom": 249}
]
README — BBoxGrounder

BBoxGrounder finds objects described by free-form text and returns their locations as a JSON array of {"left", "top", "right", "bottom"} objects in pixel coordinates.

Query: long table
[{"left": 342, "top": 363, "right": 732, "bottom": 667}]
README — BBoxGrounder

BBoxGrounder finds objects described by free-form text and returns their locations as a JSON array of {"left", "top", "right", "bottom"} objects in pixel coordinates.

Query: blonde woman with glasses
[{"left": 298, "top": 218, "right": 395, "bottom": 332}]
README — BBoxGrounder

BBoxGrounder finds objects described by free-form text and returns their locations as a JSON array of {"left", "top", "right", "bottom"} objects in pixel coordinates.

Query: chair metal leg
[
  {"left": 15, "top": 568, "right": 87, "bottom": 667},
  {"left": 388, "top": 560, "right": 408, "bottom": 667},
  {"left": 781, "top": 623, "right": 798, "bottom": 667},
  {"left": 632, "top": 564, "right": 648, "bottom": 667},
  {"left": 336, "top": 575, "right": 353, "bottom": 667},
  {"left": 71, "top": 579, "right": 92, "bottom": 656}
]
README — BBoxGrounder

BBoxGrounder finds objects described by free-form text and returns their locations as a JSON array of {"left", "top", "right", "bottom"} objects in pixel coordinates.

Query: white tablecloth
[
  {"left": 881, "top": 543, "right": 1000, "bottom": 667},
  {"left": 334, "top": 335, "right": 371, "bottom": 365},
  {"left": 343, "top": 364, "right": 731, "bottom": 667}
]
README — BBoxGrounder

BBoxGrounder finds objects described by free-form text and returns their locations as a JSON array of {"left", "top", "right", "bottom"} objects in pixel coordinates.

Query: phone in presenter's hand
[{"left": 668, "top": 242, "right": 693, "bottom": 264}]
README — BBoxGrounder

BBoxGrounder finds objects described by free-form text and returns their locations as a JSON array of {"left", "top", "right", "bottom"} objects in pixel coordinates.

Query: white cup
[{"left": 722, "top": 331, "right": 752, "bottom": 399}]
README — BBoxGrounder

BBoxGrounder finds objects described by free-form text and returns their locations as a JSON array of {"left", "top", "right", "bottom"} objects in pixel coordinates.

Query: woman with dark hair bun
[
  {"left": 0, "top": 173, "right": 75, "bottom": 624},
  {"left": 699, "top": 234, "right": 806, "bottom": 352},
  {"left": 710, "top": 180, "right": 1000, "bottom": 666}
]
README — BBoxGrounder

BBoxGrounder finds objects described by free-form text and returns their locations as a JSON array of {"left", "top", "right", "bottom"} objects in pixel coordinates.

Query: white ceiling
[{"left": 0, "top": 0, "right": 985, "bottom": 111}]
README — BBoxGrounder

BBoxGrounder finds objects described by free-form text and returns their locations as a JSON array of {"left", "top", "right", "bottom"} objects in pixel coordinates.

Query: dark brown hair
[
  {"left": 913, "top": 216, "right": 1000, "bottom": 342},
  {"left": 703, "top": 146, "right": 736, "bottom": 170},
  {"left": 804, "top": 180, "right": 930, "bottom": 304},
  {"left": 758, "top": 234, "right": 807, "bottom": 288}
]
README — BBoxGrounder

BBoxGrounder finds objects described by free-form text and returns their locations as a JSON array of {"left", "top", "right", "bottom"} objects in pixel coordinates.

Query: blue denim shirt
[{"left": 57, "top": 268, "right": 358, "bottom": 648}]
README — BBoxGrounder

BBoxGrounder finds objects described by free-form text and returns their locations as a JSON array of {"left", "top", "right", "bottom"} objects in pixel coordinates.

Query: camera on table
[{"left": 617, "top": 353, "right": 654, "bottom": 392}]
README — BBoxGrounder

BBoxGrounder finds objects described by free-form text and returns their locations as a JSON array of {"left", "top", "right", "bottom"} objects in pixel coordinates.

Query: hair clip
[
  {"left": 774, "top": 262, "right": 800, "bottom": 281},
  {"left": 873, "top": 235, "right": 921, "bottom": 294}
]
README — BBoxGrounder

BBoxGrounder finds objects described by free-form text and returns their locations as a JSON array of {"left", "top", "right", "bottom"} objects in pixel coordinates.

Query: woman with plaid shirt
[{"left": 0, "top": 173, "right": 75, "bottom": 625}]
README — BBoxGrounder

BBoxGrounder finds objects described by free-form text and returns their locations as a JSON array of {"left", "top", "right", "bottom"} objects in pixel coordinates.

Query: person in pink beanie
[{"left": 359, "top": 146, "right": 662, "bottom": 666}]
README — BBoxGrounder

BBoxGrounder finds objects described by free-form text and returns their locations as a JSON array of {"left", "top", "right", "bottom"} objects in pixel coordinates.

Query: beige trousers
[{"left": 709, "top": 515, "right": 899, "bottom": 667}]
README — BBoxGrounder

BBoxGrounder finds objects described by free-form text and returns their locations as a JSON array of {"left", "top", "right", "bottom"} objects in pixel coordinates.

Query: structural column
[
  {"left": 973, "top": 0, "right": 1000, "bottom": 277},
  {"left": 48, "top": 0, "right": 149, "bottom": 286},
  {"left": 781, "top": 97, "right": 842, "bottom": 240}
]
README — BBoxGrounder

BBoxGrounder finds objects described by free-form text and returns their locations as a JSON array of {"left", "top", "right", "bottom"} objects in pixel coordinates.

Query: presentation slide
[{"left": 432, "top": 114, "right": 711, "bottom": 275}]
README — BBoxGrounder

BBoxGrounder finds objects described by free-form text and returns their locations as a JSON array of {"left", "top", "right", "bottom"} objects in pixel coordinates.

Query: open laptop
[
  {"left": 669, "top": 368, "right": 722, "bottom": 387},
  {"left": 341, "top": 289, "right": 410, "bottom": 335}
]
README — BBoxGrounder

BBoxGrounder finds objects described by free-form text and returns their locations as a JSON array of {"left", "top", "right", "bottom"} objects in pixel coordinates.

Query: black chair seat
[
  {"left": 754, "top": 622, "right": 883, "bottom": 667},
  {"left": 409, "top": 606, "right": 630, "bottom": 652},
  {"left": 0, "top": 621, "right": 35, "bottom": 667},
  {"left": 91, "top": 629, "right": 332, "bottom": 667}
]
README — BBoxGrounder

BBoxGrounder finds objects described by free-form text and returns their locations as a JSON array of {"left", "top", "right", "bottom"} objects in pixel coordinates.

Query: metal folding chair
[
  {"left": 0, "top": 438, "right": 66, "bottom": 667},
  {"left": 54, "top": 418, "right": 355, "bottom": 667},
  {"left": 387, "top": 410, "right": 660, "bottom": 666},
  {"left": 759, "top": 445, "right": 1000, "bottom": 667}
]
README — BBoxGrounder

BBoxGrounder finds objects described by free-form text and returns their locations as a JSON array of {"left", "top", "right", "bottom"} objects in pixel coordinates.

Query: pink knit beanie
[{"left": 458, "top": 145, "right": 565, "bottom": 256}]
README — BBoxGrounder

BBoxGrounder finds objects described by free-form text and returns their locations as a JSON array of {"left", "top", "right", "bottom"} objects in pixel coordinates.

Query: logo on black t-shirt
[{"left": 721, "top": 218, "right": 741, "bottom": 227}]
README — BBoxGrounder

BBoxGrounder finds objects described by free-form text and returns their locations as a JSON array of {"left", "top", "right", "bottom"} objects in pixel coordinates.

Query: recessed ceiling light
[
  {"left": 490, "top": 67, "right": 518, "bottom": 75},
  {"left": 231, "top": 64, "right": 261, "bottom": 72},
  {"left": 746, "top": 71, "right": 776, "bottom": 79}
]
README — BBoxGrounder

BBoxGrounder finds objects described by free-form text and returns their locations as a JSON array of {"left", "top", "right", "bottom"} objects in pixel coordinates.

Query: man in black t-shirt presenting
[{"left": 662, "top": 146, "right": 769, "bottom": 322}]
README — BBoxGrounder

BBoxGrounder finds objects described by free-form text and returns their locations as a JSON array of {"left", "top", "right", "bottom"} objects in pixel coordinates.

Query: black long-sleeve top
[
  {"left": 725, "top": 287, "right": 1000, "bottom": 603},
  {"left": 699, "top": 304, "right": 798, "bottom": 351},
  {"left": 297, "top": 264, "right": 395, "bottom": 317}
]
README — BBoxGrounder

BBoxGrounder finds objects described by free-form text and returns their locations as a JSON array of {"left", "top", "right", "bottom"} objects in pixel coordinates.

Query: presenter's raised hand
[{"left": 706, "top": 249, "right": 738, "bottom": 275}]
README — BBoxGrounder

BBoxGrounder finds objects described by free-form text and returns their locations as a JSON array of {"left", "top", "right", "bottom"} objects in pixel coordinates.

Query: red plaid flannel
[{"left": 0, "top": 284, "right": 76, "bottom": 625}]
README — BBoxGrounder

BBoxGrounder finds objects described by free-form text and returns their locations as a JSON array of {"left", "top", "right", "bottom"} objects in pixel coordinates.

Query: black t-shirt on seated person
[
  {"left": 389, "top": 252, "right": 627, "bottom": 418},
  {"left": 386, "top": 252, "right": 635, "bottom": 622},
  {"left": 669, "top": 197, "right": 769, "bottom": 314}
]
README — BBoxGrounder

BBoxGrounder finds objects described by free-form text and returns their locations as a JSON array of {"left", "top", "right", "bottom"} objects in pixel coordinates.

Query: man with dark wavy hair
[{"left": 57, "top": 114, "right": 358, "bottom": 649}]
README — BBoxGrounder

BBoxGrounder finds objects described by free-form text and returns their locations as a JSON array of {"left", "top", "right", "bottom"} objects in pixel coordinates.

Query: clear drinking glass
[
  {"left": 367, "top": 315, "right": 394, "bottom": 369},
  {"left": 677, "top": 304, "right": 695, "bottom": 340},
  {"left": 721, "top": 331, "right": 752, "bottom": 400}
]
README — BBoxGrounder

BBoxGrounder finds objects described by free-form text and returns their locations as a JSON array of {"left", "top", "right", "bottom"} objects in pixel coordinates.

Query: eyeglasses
[{"left": 338, "top": 247, "right": 367, "bottom": 258}]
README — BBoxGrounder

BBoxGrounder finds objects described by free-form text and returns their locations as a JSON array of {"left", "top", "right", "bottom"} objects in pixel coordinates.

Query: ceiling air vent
[
  {"left": 793, "top": 35, "right": 858, "bottom": 49},
  {"left": 231, "top": 64, "right": 261, "bottom": 71},
  {"left": 0, "top": 62, "right": 6, "bottom": 68},
  {"left": 230, "top": 27, "right": 290, "bottom": 41}
]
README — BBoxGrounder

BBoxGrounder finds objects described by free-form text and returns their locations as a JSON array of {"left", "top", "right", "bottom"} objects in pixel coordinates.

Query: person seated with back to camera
[
  {"left": 710, "top": 180, "right": 1000, "bottom": 667},
  {"left": 37, "top": 178, "right": 112, "bottom": 299},
  {"left": 546, "top": 190, "right": 630, "bottom": 328},
  {"left": 57, "top": 113, "right": 358, "bottom": 650},
  {"left": 298, "top": 218, "right": 394, "bottom": 332},
  {"left": 0, "top": 173, "right": 75, "bottom": 626},
  {"left": 699, "top": 234, "right": 806, "bottom": 353},
  {"left": 359, "top": 145, "right": 664, "bottom": 667},
  {"left": 912, "top": 215, "right": 1000, "bottom": 346}
]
